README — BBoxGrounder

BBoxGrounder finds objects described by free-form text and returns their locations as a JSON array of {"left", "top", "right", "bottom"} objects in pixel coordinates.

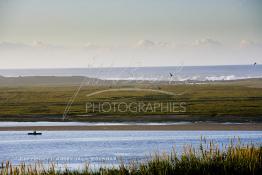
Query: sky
[{"left": 0, "top": 0, "right": 262, "bottom": 68}]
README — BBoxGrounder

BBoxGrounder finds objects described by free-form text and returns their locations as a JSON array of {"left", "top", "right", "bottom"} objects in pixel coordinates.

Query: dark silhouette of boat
[{"left": 28, "top": 131, "right": 42, "bottom": 135}]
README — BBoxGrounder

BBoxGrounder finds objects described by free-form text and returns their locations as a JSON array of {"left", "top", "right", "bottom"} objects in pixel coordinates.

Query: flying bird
[{"left": 169, "top": 73, "right": 173, "bottom": 77}]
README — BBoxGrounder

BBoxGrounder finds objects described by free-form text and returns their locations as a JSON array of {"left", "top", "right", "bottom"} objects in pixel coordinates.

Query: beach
[{"left": 0, "top": 122, "right": 261, "bottom": 131}]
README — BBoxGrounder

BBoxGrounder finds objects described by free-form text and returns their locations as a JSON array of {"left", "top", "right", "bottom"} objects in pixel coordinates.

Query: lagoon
[{"left": 0, "top": 131, "right": 261, "bottom": 169}]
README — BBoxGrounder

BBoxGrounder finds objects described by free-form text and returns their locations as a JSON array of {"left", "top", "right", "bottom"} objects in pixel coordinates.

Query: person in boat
[{"left": 28, "top": 130, "right": 42, "bottom": 135}]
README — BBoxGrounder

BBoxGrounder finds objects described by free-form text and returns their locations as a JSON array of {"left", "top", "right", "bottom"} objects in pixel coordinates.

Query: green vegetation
[
  {"left": 0, "top": 77, "right": 262, "bottom": 122},
  {"left": 1, "top": 141, "right": 262, "bottom": 175}
]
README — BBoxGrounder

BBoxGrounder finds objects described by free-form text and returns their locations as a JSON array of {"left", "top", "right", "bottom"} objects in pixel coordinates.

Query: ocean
[{"left": 0, "top": 65, "right": 261, "bottom": 81}]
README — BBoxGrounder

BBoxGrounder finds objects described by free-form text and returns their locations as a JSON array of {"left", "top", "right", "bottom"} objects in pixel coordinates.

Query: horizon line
[{"left": 0, "top": 64, "right": 258, "bottom": 70}]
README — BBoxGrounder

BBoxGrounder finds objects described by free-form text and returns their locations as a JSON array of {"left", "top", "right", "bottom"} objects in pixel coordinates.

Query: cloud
[
  {"left": 240, "top": 40, "right": 262, "bottom": 48},
  {"left": 134, "top": 38, "right": 222, "bottom": 49},
  {"left": 83, "top": 43, "right": 99, "bottom": 49},
  {"left": 1, "top": 39, "right": 223, "bottom": 51},
  {"left": 135, "top": 39, "right": 173, "bottom": 49},
  {"left": 157, "top": 41, "right": 172, "bottom": 47},
  {"left": 83, "top": 43, "right": 109, "bottom": 50},
  {"left": 32, "top": 41, "right": 66, "bottom": 50},
  {"left": 82, "top": 43, "right": 113, "bottom": 53},
  {"left": 135, "top": 39, "right": 155, "bottom": 48},
  {"left": 0, "top": 41, "right": 65, "bottom": 50},
  {"left": 32, "top": 41, "right": 48, "bottom": 47},
  {"left": 0, "top": 39, "right": 261, "bottom": 68},
  {"left": 0, "top": 41, "right": 29, "bottom": 50},
  {"left": 193, "top": 38, "right": 221, "bottom": 47},
  {"left": 32, "top": 41, "right": 55, "bottom": 48}
]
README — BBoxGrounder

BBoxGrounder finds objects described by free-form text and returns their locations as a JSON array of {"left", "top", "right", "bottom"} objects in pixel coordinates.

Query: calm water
[
  {"left": 0, "top": 131, "right": 262, "bottom": 169},
  {"left": 0, "top": 65, "right": 261, "bottom": 81}
]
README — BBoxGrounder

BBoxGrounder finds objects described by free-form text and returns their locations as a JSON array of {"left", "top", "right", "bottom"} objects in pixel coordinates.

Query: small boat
[{"left": 28, "top": 131, "right": 42, "bottom": 135}]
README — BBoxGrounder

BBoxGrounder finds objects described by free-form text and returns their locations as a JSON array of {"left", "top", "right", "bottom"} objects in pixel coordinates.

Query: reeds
[{"left": 1, "top": 140, "right": 261, "bottom": 175}]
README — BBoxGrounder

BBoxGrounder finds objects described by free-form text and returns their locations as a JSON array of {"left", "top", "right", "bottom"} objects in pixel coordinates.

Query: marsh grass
[
  {"left": 1, "top": 140, "right": 261, "bottom": 175},
  {"left": 0, "top": 83, "right": 262, "bottom": 122}
]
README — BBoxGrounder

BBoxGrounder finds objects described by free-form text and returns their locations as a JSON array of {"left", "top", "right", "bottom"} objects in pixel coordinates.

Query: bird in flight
[{"left": 169, "top": 73, "right": 173, "bottom": 77}]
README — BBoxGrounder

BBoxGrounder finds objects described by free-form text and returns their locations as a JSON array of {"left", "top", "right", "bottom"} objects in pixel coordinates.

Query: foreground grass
[{"left": 1, "top": 142, "right": 262, "bottom": 175}]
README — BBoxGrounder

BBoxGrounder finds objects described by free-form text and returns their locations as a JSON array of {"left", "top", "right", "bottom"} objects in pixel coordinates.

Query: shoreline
[{"left": 0, "top": 123, "right": 261, "bottom": 131}]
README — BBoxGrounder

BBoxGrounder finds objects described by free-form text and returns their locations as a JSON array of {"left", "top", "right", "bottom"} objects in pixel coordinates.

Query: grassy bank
[
  {"left": 0, "top": 77, "right": 262, "bottom": 122},
  {"left": 1, "top": 141, "right": 262, "bottom": 175}
]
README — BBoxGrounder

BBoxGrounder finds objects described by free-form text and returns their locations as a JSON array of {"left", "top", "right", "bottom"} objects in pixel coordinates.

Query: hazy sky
[{"left": 0, "top": 0, "right": 261, "bottom": 68}]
